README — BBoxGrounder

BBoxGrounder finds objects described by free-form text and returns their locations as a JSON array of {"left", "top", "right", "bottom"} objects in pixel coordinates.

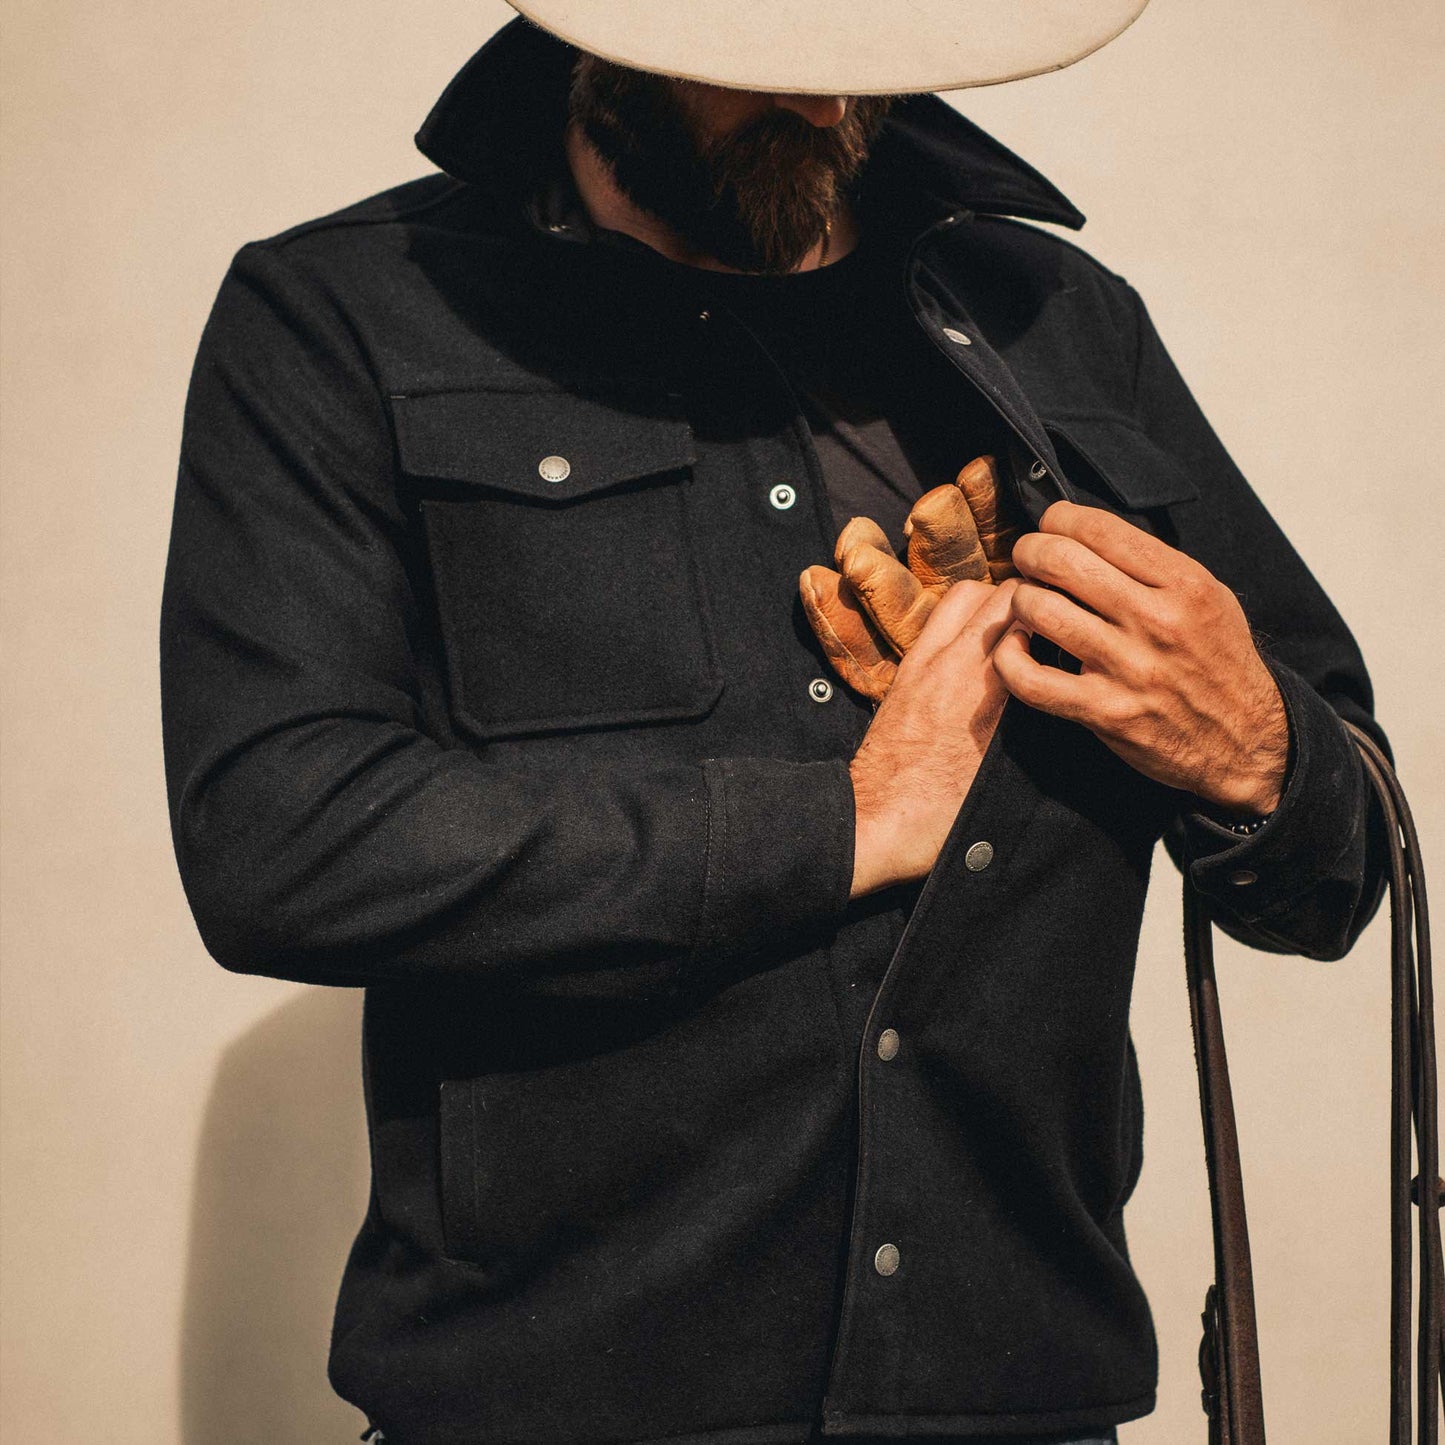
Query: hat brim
[{"left": 505, "top": 0, "right": 1150, "bottom": 95}]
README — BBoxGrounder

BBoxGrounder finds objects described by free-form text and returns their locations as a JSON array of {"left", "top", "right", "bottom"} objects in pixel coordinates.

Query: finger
[
  {"left": 1010, "top": 529, "right": 1143, "bottom": 624},
  {"left": 955, "top": 455, "right": 1022, "bottom": 583},
  {"left": 903, "top": 484, "right": 990, "bottom": 589},
  {"left": 1009, "top": 580, "right": 1123, "bottom": 672},
  {"left": 799, "top": 565, "right": 898, "bottom": 701},
  {"left": 1038, "top": 499, "right": 1186, "bottom": 589},
  {"left": 991, "top": 625, "right": 1108, "bottom": 722},
  {"left": 938, "top": 575, "right": 1020, "bottom": 663},
  {"left": 839, "top": 541, "right": 938, "bottom": 654},
  {"left": 908, "top": 576, "right": 997, "bottom": 661},
  {"left": 833, "top": 515, "right": 895, "bottom": 569}
]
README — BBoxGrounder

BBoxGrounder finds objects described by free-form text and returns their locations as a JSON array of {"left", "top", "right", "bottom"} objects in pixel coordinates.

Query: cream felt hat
[{"left": 505, "top": 0, "right": 1150, "bottom": 95}]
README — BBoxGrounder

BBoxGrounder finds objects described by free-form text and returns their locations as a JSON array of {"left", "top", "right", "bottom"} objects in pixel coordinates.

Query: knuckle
[
  {"left": 1066, "top": 505, "right": 1114, "bottom": 552},
  {"left": 1175, "top": 570, "right": 1213, "bottom": 609},
  {"left": 1009, "top": 579, "right": 1044, "bottom": 621},
  {"left": 1099, "top": 688, "right": 1144, "bottom": 732},
  {"left": 1147, "top": 594, "right": 1188, "bottom": 643}
]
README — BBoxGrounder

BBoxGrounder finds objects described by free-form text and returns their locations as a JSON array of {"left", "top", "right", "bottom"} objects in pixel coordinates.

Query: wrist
[
  {"left": 848, "top": 767, "right": 935, "bottom": 899},
  {"left": 1208, "top": 666, "right": 1289, "bottom": 816},
  {"left": 849, "top": 800, "right": 905, "bottom": 899}
]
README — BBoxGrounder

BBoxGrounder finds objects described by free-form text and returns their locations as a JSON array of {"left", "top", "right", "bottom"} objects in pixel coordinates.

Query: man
[{"left": 160, "top": 6, "right": 1387, "bottom": 1443}]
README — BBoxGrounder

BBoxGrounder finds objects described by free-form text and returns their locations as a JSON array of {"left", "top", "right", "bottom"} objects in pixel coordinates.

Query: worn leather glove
[{"left": 798, "top": 455, "right": 1021, "bottom": 702}]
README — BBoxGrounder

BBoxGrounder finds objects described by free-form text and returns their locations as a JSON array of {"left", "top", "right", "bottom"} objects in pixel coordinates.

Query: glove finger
[
  {"left": 833, "top": 514, "right": 931, "bottom": 655},
  {"left": 798, "top": 565, "right": 898, "bottom": 702},
  {"left": 903, "top": 484, "right": 990, "bottom": 590},
  {"left": 833, "top": 514, "right": 896, "bottom": 569},
  {"left": 838, "top": 540, "right": 942, "bottom": 655},
  {"left": 956, "top": 454, "right": 1023, "bottom": 583}
]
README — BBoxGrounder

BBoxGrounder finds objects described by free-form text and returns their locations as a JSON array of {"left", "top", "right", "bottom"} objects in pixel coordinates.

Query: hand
[
  {"left": 848, "top": 577, "right": 1020, "bottom": 898},
  {"left": 992, "top": 501, "right": 1288, "bottom": 815},
  {"left": 799, "top": 455, "right": 1021, "bottom": 702}
]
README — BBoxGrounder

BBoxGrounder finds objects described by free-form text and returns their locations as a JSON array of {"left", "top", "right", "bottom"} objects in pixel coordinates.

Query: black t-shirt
[{"left": 692, "top": 216, "right": 1004, "bottom": 556}]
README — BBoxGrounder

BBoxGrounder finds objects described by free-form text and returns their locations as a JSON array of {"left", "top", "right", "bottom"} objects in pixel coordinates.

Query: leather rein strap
[{"left": 1185, "top": 721, "right": 1444, "bottom": 1442}]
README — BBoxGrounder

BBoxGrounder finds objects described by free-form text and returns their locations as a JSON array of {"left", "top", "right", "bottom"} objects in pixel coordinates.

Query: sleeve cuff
[
  {"left": 1179, "top": 659, "right": 1368, "bottom": 923},
  {"left": 694, "top": 756, "right": 856, "bottom": 959}
]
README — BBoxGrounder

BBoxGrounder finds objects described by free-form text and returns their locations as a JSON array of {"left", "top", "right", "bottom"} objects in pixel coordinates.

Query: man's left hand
[{"left": 992, "top": 500, "right": 1288, "bottom": 816}]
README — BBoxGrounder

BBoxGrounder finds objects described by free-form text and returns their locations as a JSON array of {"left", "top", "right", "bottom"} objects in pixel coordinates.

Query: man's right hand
[{"left": 848, "top": 577, "right": 1020, "bottom": 898}]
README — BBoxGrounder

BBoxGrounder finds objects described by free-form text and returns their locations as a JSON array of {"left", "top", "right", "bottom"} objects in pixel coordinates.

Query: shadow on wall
[{"left": 179, "top": 987, "right": 372, "bottom": 1444}]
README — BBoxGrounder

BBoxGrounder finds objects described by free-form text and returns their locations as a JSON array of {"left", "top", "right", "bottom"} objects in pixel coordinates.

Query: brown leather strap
[
  {"left": 1184, "top": 878, "right": 1265, "bottom": 1442},
  {"left": 1186, "top": 724, "right": 1443, "bottom": 1443},
  {"left": 1348, "top": 725, "right": 1442, "bottom": 1443}
]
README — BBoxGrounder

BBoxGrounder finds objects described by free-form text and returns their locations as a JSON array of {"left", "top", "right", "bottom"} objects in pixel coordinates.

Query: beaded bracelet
[{"left": 1219, "top": 813, "right": 1270, "bottom": 837}]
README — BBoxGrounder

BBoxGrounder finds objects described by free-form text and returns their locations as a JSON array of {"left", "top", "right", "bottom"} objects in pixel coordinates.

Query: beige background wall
[{"left": 2, "top": 0, "right": 1441, "bottom": 1439}]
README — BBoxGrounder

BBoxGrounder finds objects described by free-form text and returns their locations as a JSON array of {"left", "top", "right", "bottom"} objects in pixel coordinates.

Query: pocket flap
[
  {"left": 391, "top": 386, "right": 697, "bottom": 503},
  {"left": 1044, "top": 413, "right": 1201, "bottom": 510}
]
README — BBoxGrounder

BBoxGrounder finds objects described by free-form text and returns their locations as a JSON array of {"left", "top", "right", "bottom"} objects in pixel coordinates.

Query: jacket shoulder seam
[
  {"left": 968, "top": 214, "right": 1143, "bottom": 396},
  {"left": 970, "top": 213, "right": 1132, "bottom": 292},
  {"left": 248, "top": 174, "right": 473, "bottom": 253}
]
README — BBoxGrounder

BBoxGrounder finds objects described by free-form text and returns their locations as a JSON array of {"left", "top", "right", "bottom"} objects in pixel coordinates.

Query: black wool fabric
[{"left": 160, "top": 17, "right": 1392, "bottom": 1445}]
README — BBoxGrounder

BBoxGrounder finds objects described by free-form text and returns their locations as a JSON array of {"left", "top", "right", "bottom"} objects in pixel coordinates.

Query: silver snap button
[
  {"left": 808, "top": 678, "right": 834, "bottom": 703},
  {"left": 698, "top": 309, "right": 711, "bottom": 322},
  {"left": 538, "top": 455, "right": 571, "bottom": 483},
  {"left": 874, "top": 1242, "right": 900, "bottom": 1276},
  {"left": 547, "top": 223, "right": 570, "bottom": 234},
  {"left": 876, "top": 1028, "right": 900, "bottom": 1062},
  {"left": 1029, "top": 459, "right": 1050, "bottom": 482},
  {"left": 769, "top": 483, "right": 797, "bottom": 511},
  {"left": 942, "top": 326, "right": 972, "bottom": 346},
  {"left": 1229, "top": 869, "right": 1258, "bottom": 887},
  {"left": 964, "top": 840, "right": 994, "bottom": 872}
]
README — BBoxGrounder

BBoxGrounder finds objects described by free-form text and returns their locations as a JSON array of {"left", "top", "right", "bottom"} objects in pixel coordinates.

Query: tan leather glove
[{"left": 798, "top": 455, "right": 1022, "bottom": 702}]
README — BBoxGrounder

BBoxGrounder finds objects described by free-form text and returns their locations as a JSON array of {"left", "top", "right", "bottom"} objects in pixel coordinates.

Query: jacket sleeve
[
  {"left": 160, "top": 241, "right": 857, "bottom": 994},
  {"left": 1122, "top": 286, "right": 1391, "bottom": 961}
]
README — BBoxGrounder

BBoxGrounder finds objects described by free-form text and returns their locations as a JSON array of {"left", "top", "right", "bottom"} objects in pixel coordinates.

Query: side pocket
[
  {"left": 1111, "top": 1032, "right": 1146, "bottom": 1218},
  {"left": 438, "top": 1079, "right": 485, "bottom": 1265},
  {"left": 434, "top": 957, "right": 846, "bottom": 1272},
  {"left": 435, "top": 1052, "right": 698, "bottom": 1271}
]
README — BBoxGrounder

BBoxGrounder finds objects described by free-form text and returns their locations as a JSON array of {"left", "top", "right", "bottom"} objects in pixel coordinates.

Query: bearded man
[{"left": 160, "top": 6, "right": 1388, "bottom": 1444}]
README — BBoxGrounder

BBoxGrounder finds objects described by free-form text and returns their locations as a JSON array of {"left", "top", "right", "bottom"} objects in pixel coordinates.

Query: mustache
[{"left": 694, "top": 97, "right": 887, "bottom": 191}]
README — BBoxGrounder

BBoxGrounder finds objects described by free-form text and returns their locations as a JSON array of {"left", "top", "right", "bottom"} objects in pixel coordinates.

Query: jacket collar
[{"left": 415, "top": 17, "right": 1086, "bottom": 234}]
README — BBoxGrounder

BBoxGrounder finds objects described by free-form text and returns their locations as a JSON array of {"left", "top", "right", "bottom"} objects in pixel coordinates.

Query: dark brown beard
[{"left": 569, "top": 54, "right": 895, "bottom": 274}]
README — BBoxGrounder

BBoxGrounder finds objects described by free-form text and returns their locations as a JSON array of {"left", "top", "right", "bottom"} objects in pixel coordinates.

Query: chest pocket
[
  {"left": 393, "top": 384, "right": 724, "bottom": 744},
  {"left": 1043, "top": 411, "right": 1200, "bottom": 535}
]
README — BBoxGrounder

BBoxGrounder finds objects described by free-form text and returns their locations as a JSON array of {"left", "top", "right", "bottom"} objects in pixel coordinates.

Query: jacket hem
[
  {"left": 819, "top": 1391, "right": 1156, "bottom": 1436},
  {"left": 625, "top": 1426, "right": 815, "bottom": 1445},
  {"left": 363, "top": 1421, "right": 817, "bottom": 1445}
]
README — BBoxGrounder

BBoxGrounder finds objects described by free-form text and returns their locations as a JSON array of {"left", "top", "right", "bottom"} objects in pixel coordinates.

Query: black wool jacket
[{"left": 160, "top": 19, "right": 1389, "bottom": 1445}]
